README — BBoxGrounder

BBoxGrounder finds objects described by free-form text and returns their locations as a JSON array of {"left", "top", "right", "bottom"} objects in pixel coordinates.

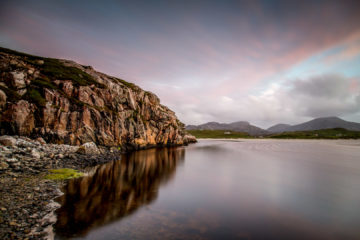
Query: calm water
[{"left": 55, "top": 139, "right": 360, "bottom": 240}]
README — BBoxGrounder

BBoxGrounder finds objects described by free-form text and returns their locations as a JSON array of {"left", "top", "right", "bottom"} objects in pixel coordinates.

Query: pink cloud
[
  {"left": 2, "top": 0, "right": 360, "bottom": 125},
  {"left": 323, "top": 31, "right": 360, "bottom": 63}
]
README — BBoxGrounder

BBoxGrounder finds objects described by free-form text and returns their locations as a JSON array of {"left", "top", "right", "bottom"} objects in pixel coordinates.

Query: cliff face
[{"left": 0, "top": 47, "right": 195, "bottom": 150}]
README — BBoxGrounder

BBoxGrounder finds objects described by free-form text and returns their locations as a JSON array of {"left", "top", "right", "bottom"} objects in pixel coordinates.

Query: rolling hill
[
  {"left": 267, "top": 117, "right": 360, "bottom": 133},
  {"left": 186, "top": 121, "right": 268, "bottom": 136}
]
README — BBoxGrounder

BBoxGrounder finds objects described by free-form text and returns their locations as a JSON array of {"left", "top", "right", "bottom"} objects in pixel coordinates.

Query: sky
[{"left": 1, "top": 0, "right": 360, "bottom": 128}]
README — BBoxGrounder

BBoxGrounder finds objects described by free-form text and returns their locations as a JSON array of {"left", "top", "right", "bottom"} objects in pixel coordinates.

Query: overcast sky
[{"left": 1, "top": 0, "right": 360, "bottom": 128}]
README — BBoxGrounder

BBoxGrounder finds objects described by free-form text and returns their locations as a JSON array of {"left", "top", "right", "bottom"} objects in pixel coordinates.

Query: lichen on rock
[{"left": 45, "top": 168, "right": 84, "bottom": 180}]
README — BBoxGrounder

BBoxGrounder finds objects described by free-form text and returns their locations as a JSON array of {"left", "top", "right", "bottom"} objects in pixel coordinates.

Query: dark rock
[
  {"left": 0, "top": 161, "right": 9, "bottom": 170},
  {"left": 36, "top": 137, "right": 46, "bottom": 145}
]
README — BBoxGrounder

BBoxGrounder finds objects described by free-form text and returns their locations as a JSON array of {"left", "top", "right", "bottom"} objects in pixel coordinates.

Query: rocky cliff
[{"left": 0, "top": 47, "right": 195, "bottom": 150}]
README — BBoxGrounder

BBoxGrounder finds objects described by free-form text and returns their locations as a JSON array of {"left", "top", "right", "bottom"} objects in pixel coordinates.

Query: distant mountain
[
  {"left": 186, "top": 121, "right": 268, "bottom": 136},
  {"left": 267, "top": 124, "right": 291, "bottom": 133},
  {"left": 267, "top": 117, "right": 360, "bottom": 133}
]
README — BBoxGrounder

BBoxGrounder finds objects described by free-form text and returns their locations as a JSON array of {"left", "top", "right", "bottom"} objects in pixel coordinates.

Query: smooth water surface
[{"left": 55, "top": 139, "right": 360, "bottom": 239}]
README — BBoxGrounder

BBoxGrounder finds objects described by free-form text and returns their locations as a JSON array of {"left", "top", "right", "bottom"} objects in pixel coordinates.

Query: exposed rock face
[{"left": 0, "top": 47, "right": 196, "bottom": 149}]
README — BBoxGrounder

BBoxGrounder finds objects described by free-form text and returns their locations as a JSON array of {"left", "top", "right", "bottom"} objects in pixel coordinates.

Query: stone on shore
[
  {"left": 0, "top": 135, "right": 17, "bottom": 147},
  {"left": 76, "top": 142, "right": 100, "bottom": 155},
  {"left": 0, "top": 135, "right": 123, "bottom": 240}
]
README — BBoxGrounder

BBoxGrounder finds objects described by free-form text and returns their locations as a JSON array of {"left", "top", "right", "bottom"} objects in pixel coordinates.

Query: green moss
[
  {"left": 24, "top": 88, "right": 46, "bottom": 107},
  {"left": 41, "top": 58, "right": 105, "bottom": 88},
  {"left": 45, "top": 168, "right": 83, "bottom": 180},
  {"left": 115, "top": 77, "right": 137, "bottom": 90},
  {"left": 32, "top": 77, "right": 58, "bottom": 90}
]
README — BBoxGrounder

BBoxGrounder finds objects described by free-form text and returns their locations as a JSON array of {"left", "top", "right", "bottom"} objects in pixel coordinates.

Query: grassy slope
[
  {"left": 187, "top": 130, "right": 251, "bottom": 139},
  {"left": 268, "top": 128, "right": 360, "bottom": 139},
  {"left": 188, "top": 128, "right": 360, "bottom": 139}
]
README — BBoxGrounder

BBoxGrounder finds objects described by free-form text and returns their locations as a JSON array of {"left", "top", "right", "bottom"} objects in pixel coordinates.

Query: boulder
[
  {"left": 36, "top": 137, "right": 46, "bottom": 145},
  {"left": 31, "top": 149, "right": 41, "bottom": 159},
  {"left": 183, "top": 134, "right": 197, "bottom": 143},
  {"left": 0, "top": 135, "right": 17, "bottom": 146},
  {"left": 27, "top": 68, "right": 35, "bottom": 75},
  {"left": 10, "top": 71, "right": 26, "bottom": 89},
  {"left": 0, "top": 160, "right": 9, "bottom": 170},
  {"left": 76, "top": 142, "right": 100, "bottom": 155}
]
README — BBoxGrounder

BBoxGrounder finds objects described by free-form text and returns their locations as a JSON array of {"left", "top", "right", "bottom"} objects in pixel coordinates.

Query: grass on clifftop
[
  {"left": 0, "top": 46, "right": 105, "bottom": 88},
  {"left": 45, "top": 168, "right": 83, "bottom": 180},
  {"left": 188, "top": 130, "right": 251, "bottom": 139},
  {"left": 42, "top": 58, "right": 105, "bottom": 88}
]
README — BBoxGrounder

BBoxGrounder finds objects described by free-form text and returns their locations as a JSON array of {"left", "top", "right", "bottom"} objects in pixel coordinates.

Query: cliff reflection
[{"left": 54, "top": 147, "right": 185, "bottom": 238}]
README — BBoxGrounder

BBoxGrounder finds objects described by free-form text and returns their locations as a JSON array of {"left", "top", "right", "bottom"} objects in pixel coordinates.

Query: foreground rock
[
  {"left": 0, "top": 47, "right": 196, "bottom": 149},
  {"left": 0, "top": 136, "right": 124, "bottom": 240}
]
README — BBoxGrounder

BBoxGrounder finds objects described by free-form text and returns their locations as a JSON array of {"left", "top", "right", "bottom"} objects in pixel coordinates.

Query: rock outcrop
[{"left": 0, "top": 47, "right": 195, "bottom": 150}]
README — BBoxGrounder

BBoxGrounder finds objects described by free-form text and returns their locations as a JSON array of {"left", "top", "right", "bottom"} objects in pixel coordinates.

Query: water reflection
[
  {"left": 54, "top": 140, "right": 360, "bottom": 240},
  {"left": 55, "top": 147, "right": 185, "bottom": 238}
]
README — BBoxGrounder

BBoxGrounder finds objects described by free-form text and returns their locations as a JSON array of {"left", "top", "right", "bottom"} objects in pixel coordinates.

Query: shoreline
[
  {"left": 0, "top": 135, "right": 195, "bottom": 240},
  {"left": 0, "top": 136, "right": 128, "bottom": 240},
  {"left": 196, "top": 137, "right": 360, "bottom": 141},
  {"left": 1, "top": 136, "right": 358, "bottom": 239},
  {"left": 196, "top": 138, "right": 360, "bottom": 148}
]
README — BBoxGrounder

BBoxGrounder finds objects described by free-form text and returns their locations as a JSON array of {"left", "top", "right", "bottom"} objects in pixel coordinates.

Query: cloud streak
[{"left": 173, "top": 74, "right": 360, "bottom": 128}]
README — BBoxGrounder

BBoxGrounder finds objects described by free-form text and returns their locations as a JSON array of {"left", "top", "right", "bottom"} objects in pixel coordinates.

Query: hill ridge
[{"left": 267, "top": 116, "right": 360, "bottom": 133}]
